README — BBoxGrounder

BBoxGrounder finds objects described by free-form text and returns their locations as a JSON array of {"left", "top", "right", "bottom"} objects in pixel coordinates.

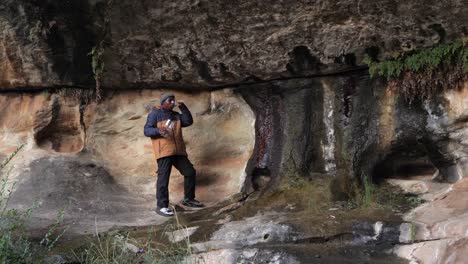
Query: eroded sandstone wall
[
  {"left": 1, "top": 0, "right": 466, "bottom": 188},
  {"left": 0, "top": 89, "right": 255, "bottom": 232}
]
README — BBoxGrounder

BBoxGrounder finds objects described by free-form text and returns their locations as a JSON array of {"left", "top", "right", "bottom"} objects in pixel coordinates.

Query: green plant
[
  {"left": 144, "top": 209, "right": 193, "bottom": 263},
  {"left": 352, "top": 180, "right": 426, "bottom": 214},
  {"left": 0, "top": 144, "right": 24, "bottom": 171},
  {"left": 27, "top": 20, "right": 43, "bottom": 44},
  {"left": 88, "top": 0, "right": 114, "bottom": 102},
  {"left": 88, "top": 42, "right": 105, "bottom": 102},
  {"left": 407, "top": 196, "right": 424, "bottom": 208},
  {"left": 363, "top": 38, "right": 468, "bottom": 103},
  {"left": 72, "top": 232, "right": 139, "bottom": 263},
  {"left": 0, "top": 145, "right": 66, "bottom": 263},
  {"left": 410, "top": 223, "right": 416, "bottom": 241},
  {"left": 0, "top": 175, "right": 33, "bottom": 263},
  {"left": 40, "top": 89, "right": 50, "bottom": 98},
  {"left": 71, "top": 209, "right": 193, "bottom": 264},
  {"left": 40, "top": 209, "right": 67, "bottom": 251},
  {"left": 361, "top": 175, "right": 374, "bottom": 208}
]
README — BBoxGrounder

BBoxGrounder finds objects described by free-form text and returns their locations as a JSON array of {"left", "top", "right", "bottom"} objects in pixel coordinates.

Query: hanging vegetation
[
  {"left": 363, "top": 38, "right": 468, "bottom": 103},
  {"left": 88, "top": 0, "right": 113, "bottom": 102},
  {"left": 88, "top": 41, "right": 105, "bottom": 102}
]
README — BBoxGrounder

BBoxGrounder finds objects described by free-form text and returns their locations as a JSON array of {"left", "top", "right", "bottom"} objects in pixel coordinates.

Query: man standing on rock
[{"left": 144, "top": 93, "right": 204, "bottom": 217}]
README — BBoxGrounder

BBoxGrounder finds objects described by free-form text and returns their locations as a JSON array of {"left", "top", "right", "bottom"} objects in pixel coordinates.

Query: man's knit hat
[{"left": 160, "top": 93, "right": 174, "bottom": 105}]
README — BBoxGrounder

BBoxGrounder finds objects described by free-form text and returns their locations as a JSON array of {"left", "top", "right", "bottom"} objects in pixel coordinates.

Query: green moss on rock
[{"left": 363, "top": 39, "right": 468, "bottom": 103}]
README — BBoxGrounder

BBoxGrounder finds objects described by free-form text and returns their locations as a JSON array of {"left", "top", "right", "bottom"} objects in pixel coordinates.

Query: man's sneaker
[
  {"left": 181, "top": 198, "right": 204, "bottom": 208},
  {"left": 156, "top": 207, "right": 174, "bottom": 217}
]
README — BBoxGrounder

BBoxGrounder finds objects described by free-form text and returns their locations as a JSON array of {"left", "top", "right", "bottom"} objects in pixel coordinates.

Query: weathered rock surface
[
  {"left": 186, "top": 248, "right": 300, "bottom": 264},
  {"left": 0, "top": 1, "right": 467, "bottom": 262},
  {"left": 0, "top": 0, "right": 466, "bottom": 197},
  {"left": 0, "top": 0, "right": 467, "bottom": 89},
  {"left": 0, "top": 89, "right": 254, "bottom": 234},
  {"left": 210, "top": 213, "right": 294, "bottom": 246},
  {"left": 394, "top": 178, "right": 468, "bottom": 263},
  {"left": 1, "top": 80, "right": 466, "bottom": 238},
  {"left": 8, "top": 156, "right": 164, "bottom": 234},
  {"left": 396, "top": 237, "right": 468, "bottom": 264},
  {"left": 168, "top": 209, "right": 409, "bottom": 264},
  {"left": 373, "top": 83, "right": 468, "bottom": 183}
]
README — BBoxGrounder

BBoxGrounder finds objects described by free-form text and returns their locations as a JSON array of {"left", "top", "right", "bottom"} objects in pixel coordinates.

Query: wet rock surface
[
  {"left": 150, "top": 201, "right": 409, "bottom": 264},
  {"left": 187, "top": 248, "right": 300, "bottom": 264}
]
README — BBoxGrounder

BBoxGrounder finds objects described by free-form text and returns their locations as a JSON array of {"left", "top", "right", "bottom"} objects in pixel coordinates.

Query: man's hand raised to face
[{"left": 177, "top": 101, "right": 186, "bottom": 108}]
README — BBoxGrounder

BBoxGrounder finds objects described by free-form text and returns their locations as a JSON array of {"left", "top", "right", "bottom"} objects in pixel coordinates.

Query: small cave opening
[
  {"left": 34, "top": 100, "right": 85, "bottom": 153},
  {"left": 251, "top": 167, "right": 272, "bottom": 191},
  {"left": 373, "top": 142, "right": 437, "bottom": 183}
]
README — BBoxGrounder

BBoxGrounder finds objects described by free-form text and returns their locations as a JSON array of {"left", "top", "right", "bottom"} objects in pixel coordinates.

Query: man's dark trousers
[{"left": 156, "top": 155, "right": 196, "bottom": 208}]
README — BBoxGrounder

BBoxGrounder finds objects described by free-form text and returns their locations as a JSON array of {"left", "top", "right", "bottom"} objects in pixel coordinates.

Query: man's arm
[
  {"left": 144, "top": 111, "right": 163, "bottom": 137},
  {"left": 179, "top": 103, "right": 193, "bottom": 127}
]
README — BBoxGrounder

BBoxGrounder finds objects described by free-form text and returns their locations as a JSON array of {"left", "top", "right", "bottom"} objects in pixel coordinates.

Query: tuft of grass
[
  {"left": 352, "top": 178, "right": 426, "bottom": 214},
  {"left": 70, "top": 210, "right": 193, "bottom": 264},
  {"left": 145, "top": 209, "right": 193, "bottom": 264},
  {"left": 362, "top": 175, "right": 374, "bottom": 208},
  {"left": 410, "top": 223, "right": 416, "bottom": 241},
  {"left": 245, "top": 175, "right": 333, "bottom": 215},
  {"left": 71, "top": 232, "right": 140, "bottom": 264},
  {"left": 88, "top": 42, "right": 105, "bottom": 102},
  {"left": 287, "top": 177, "right": 332, "bottom": 213}
]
